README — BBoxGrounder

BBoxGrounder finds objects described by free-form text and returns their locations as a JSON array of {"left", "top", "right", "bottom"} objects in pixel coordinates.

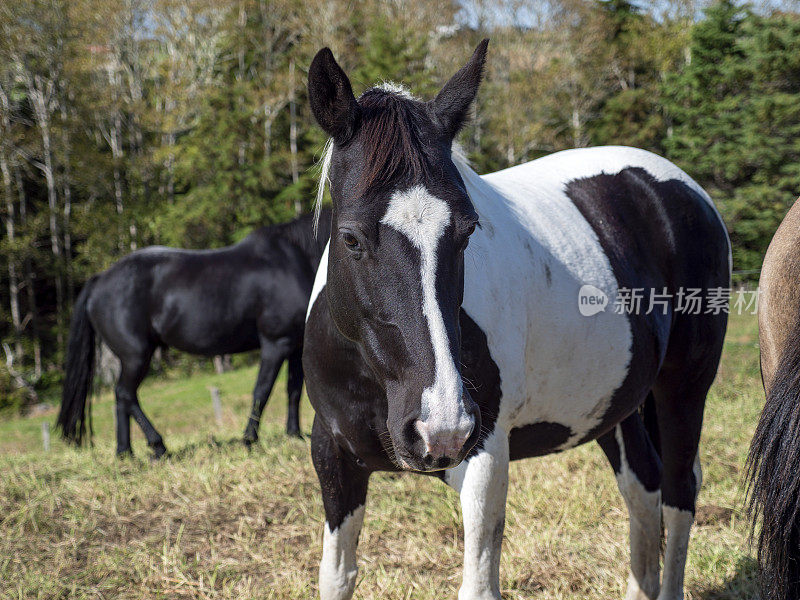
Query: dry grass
[{"left": 0, "top": 312, "right": 762, "bottom": 599}]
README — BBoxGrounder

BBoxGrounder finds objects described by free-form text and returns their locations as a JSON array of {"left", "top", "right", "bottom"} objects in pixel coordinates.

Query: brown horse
[{"left": 747, "top": 198, "right": 800, "bottom": 600}]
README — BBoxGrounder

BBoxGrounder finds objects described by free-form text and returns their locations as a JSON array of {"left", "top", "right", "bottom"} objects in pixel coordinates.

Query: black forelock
[{"left": 352, "top": 88, "right": 443, "bottom": 194}]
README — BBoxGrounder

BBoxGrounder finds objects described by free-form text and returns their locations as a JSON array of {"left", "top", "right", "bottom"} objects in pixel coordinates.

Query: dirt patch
[{"left": 696, "top": 504, "right": 734, "bottom": 527}]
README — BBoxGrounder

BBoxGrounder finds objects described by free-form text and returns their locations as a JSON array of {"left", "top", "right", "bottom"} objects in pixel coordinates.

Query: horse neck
[
  {"left": 453, "top": 158, "right": 506, "bottom": 230},
  {"left": 286, "top": 211, "right": 331, "bottom": 271},
  {"left": 308, "top": 208, "right": 332, "bottom": 267}
]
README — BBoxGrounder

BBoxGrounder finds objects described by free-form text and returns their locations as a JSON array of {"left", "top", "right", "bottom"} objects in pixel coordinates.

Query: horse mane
[
  {"left": 314, "top": 86, "right": 439, "bottom": 232},
  {"left": 252, "top": 208, "right": 332, "bottom": 265}
]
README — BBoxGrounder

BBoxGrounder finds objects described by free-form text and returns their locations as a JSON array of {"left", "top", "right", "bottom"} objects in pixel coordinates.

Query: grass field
[{"left": 0, "top": 312, "right": 763, "bottom": 599}]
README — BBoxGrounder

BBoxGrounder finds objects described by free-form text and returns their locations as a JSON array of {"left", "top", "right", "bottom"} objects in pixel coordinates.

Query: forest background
[{"left": 2, "top": 0, "right": 798, "bottom": 408}]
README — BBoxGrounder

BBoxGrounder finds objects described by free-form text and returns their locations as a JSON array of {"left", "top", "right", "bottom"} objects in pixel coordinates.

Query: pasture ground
[{"left": 0, "top": 312, "right": 762, "bottom": 599}]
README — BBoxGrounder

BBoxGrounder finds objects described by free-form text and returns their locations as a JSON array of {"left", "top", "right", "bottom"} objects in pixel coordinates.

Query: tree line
[{"left": 1, "top": 0, "right": 798, "bottom": 408}]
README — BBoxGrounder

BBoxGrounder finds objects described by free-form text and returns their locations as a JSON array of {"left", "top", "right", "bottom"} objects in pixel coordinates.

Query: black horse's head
[{"left": 308, "top": 40, "right": 489, "bottom": 472}]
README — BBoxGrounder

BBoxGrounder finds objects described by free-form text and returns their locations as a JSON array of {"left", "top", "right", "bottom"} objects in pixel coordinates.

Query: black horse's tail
[
  {"left": 746, "top": 330, "right": 800, "bottom": 600},
  {"left": 57, "top": 277, "right": 97, "bottom": 446}
]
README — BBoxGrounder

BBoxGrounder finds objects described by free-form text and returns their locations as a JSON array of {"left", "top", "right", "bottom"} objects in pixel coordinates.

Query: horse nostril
[{"left": 423, "top": 452, "right": 435, "bottom": 468}]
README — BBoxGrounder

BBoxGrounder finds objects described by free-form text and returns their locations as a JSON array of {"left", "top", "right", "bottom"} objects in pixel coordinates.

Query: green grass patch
[{"left": 0, "top": 313, "right": 763, "bottom": 598}]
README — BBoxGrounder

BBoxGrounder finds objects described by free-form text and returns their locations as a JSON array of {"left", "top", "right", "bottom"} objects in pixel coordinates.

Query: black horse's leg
[
  {"left": 285, "top": 347, "right": 303, "bottom": 437},
  {"left": 597, "top": 406, "right": 662, "bottom": 600},
  {"left": 114, "top": 352, "right": 152, "bottom": 457},
  {"left": 114, "top": 385, "right": 132, "bottom": 457},
  {"left": 311, "top": 416, "right": 370, "bottom": 600},
  {"left": 243, "top": 338, "right": 290, "bottom": 446},
  {"left": 130, "top": 399, "right": 167, "bottom": 459}
]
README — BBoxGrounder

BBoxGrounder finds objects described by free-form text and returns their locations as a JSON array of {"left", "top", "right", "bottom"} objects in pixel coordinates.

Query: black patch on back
[{"left": 564, "top": 167, "right": 730, "bottom": 443}]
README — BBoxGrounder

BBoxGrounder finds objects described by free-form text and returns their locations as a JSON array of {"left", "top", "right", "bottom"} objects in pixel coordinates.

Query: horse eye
[
  {"left": 466, "top": 222, "right": 478, "bottom": 237},
  {"left": 342, "top": 232, "right": 360, "bottom": 251}
]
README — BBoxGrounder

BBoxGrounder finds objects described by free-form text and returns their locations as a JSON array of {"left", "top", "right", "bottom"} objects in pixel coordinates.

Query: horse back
[{"left": 87, "top": 237, "right": 316, "bottom": 357}]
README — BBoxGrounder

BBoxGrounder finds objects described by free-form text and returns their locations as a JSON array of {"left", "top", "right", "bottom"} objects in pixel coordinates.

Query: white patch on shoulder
[
  {"left": 319, "top": 505, "right": 365, "bottom": 600},
  {"left": 307, "top": 241, "right": 329, "bottom": 321},
  {"left": 452, "top": 152, "right": 633, "bottom": 446},
  {"left": 381, "top": 186, "right": 471, "bottom": 436}
]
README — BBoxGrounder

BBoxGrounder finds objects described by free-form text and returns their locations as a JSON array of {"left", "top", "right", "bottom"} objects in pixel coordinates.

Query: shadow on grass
[
  {"left": 160, "top": 431, "right": 308, "bottom": 461},
  {"left": 695, "top": 556, "right": 760, "bottom": 600},
  {"left": 163, "top": 435, "right": 247, "bottom": 460}
]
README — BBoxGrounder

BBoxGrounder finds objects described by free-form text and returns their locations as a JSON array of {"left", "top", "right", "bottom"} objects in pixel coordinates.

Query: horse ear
[
  {"left": 308, "top": 47, "right": 360, "bottom": 143},
  {"left": 430, "top": 39, "right": 489, "bottom": 139}
]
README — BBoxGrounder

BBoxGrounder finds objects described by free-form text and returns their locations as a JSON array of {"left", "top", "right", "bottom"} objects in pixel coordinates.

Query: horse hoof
[
  {"left": 116, "top": 449, "right": 134, "bottom": 459},
  {"left": 150, "top": 444, "right": 168, "bottom": 460},
  {"left": 243, "top": 437, "right": 257, "bottom": 449},
  {"left": 286, "top": 429, "right": 303, "bottom": 439}
]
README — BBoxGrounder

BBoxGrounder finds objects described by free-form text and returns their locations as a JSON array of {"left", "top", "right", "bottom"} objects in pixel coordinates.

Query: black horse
[{"left": 58, "top": 209, "right": 331, "bottom": 457}]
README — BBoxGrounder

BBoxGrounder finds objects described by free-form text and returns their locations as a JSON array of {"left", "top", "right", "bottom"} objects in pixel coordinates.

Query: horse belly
[{"left": 154, "top": 298, "right": 260, "bottom": 356}]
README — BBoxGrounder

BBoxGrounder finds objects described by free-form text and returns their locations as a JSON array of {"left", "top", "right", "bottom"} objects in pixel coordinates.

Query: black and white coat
[{"left": 303, "top": 42, "right": 730, "bottom": 600}]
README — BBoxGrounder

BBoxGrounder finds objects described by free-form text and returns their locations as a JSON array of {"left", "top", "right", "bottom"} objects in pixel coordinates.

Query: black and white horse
[
  {"left": 58, "top": 209, "right": 330, "bottom": 457},
  {"left": 303, "top": 40, "right": 730, "bottom": 600}
]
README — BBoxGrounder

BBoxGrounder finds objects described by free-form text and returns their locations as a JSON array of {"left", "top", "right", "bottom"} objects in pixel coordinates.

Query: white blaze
[{"left": 381, "top": 185, "right": 470, "bottom": 435}]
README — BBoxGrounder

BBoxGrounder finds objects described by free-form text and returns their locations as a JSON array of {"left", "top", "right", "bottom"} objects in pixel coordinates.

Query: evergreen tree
[
  {"left": 729, "top": 11, "right": 800, "bottom": 272},
  {"left": 663, "top": 0, "right": 749, "bottom": 194},
  {"left": 351, "top": 16, "right": 436, "bottom": 96},
  {"left": 664, "top": 1, "right": 800, "bottom": 273}
]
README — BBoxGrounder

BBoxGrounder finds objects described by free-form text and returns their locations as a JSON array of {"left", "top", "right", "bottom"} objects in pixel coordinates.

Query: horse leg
[
  {"left": 597, "top": 406, "right": 662, "bottom": 600},
  {"left": 130, "top": 397, "right": 167, "bottom": 459},
  {"left": 114, "top": 379, "right": 132, "bottom": 457},
  {"left": 311, "top": 417, "right": 370, "bottom": 600},
  {"left": 114, "top": 351, "right": 152, "bottom": 457},
  {"left": 649, "top": 377, "right": 707, "bottom": 600},
  {"left": 444, "top": 428, "right": 509, "bottom": 600},
  {"left": 285, "top": 347, "right": 303, "bottom": 437},
  {"left": 243, "top": 338, "right": 289, "bottom": 445}
]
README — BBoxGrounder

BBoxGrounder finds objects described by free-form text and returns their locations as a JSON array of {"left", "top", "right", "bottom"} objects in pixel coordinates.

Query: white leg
[
  {"left": 319, "top": 506, "right": 365, "bottom": 600},
  {"left": 656, "top": 453, "right": 700, "bottom": 600},
  {"left": 614, "top": 427, "right": 661, "bottom": 600},
  {"left": 657, "top": 506, "right": 694, "bottom": 600},
  {"left": 445, "top": 430, "right": 509, "bottom": 600}
]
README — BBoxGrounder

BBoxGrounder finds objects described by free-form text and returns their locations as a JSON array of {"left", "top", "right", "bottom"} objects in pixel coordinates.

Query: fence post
[
  {"left": 210, "top": 387, "right": 223, "bottom": 427},
  {"left": 42, "top": 421, "right": 50, "bottom": 452}
]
